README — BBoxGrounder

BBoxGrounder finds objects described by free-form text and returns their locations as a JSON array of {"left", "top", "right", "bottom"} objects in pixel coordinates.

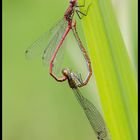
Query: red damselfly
[
  {"left": 25, "top": 0, "right": 92, "bottom": 87},
  {"left": 61, "top": 68, "right": 111, "bottom": 140}
]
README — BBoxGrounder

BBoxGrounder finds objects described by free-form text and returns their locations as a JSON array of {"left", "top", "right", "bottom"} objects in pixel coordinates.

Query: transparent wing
[
  {"left": 73, "top": 88, "right": 111, "bottom": 140},
  {"left": 25, "top": 18, "right": 67, "bottom": 64},
  {"left": 42, "top": 19, "right": 67, "bottom": 65}
]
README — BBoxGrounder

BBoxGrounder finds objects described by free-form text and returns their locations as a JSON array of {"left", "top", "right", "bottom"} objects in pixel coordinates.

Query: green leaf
[{"left": 78, "top": 0, "right": 138, "bottom": 139}]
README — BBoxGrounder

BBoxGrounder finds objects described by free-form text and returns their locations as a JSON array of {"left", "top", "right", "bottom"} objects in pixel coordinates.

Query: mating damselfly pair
[
  {"left": 25, "top": 0, "right": 111, "bottom": 139},
  {"left": 25, "top": 0, "right": 92, "bottom": 85}
]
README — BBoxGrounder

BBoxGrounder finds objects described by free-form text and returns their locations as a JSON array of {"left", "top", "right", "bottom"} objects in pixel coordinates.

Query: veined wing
[
  {"left": 25, "top": 18, "right": 67, "bottom": 65},
  {"left": 42, "top": 18, "right": 67, "bottom": 65},
  {"left": 73, "top": 88, "right": 111, "bottom": 140}
]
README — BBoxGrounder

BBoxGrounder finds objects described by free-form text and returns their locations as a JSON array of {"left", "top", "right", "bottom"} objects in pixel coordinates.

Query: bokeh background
[{"left": 3, "top": 0, "right": 137, "bottom": 140}]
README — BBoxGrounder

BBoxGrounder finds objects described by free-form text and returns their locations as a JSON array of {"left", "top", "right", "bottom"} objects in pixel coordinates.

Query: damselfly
[
  {"left": 61, "top": 68, "right": 111, "bottom": 140},
  {"left": 25, "top": 0, "right": 92, "bottom": 87}
]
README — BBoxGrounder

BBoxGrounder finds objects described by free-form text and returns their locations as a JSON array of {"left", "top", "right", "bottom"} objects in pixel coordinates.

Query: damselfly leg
[{"left": 76, "top": 0, "right": 92, "bottom": 19}]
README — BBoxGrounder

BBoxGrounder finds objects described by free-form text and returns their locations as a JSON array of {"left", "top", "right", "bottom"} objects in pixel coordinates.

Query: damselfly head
[
  {"left": 62, "top": 68, "right": 70, "bottom": 77},
  {"left": 69, "top": 0, "right": 77, "bottom": 5}
]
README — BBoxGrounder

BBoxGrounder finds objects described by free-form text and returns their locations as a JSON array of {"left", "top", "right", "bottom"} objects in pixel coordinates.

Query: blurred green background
[
  {"left": 3, "top": 0, "right": 101, "bottom": 140},
  {"left": 3, "top": 0, "right": 137, "bottom": 140}
]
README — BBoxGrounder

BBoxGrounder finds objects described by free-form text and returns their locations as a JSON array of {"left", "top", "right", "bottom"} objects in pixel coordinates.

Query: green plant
[{"left": 78, "top": 0, "right": 138, "bottom": 139}]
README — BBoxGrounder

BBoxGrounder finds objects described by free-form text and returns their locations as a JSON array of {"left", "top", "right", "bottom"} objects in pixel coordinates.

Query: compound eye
[{"left": 62, "top": 69, "right": 68, "bottom": 77}]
